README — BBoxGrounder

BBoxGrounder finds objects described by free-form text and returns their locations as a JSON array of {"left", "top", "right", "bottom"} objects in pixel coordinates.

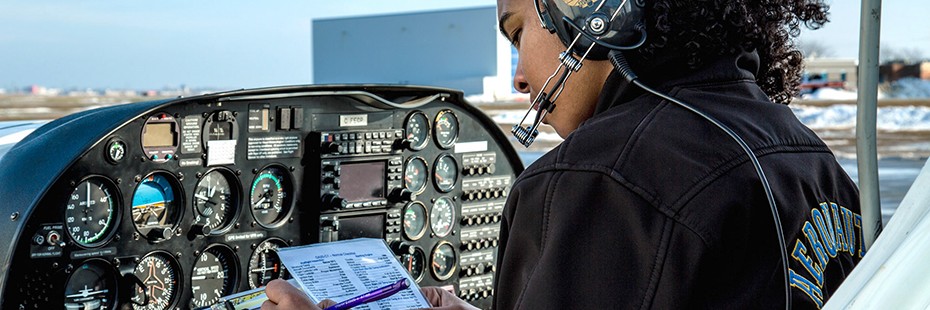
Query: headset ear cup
[{"left": 541, "top": 13, "right": 557, "bottom": 33}]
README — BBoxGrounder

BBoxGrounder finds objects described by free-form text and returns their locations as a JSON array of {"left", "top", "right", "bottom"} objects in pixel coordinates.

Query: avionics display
[
  {"left": 142, "top": 123, "right": 176, "bottom": 148},
  {"left": 337, "top": 214, "right": 386, "bottom": 240},
  {"left": 339, "top": 161, "right": 386, "bottom": 202}
]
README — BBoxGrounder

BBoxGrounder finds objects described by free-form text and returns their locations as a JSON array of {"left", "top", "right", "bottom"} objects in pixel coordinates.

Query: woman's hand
[
  {"left": 262, "top": 279, "right": 337, "bottom": 310},
  {"left": 419, "top": 286, "right": 480, "bottom": 310}
]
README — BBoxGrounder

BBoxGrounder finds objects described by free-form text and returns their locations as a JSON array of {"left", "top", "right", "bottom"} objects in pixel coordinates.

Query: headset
[{"left": 511, "top": 1, "right": 792, "bottom": 308}]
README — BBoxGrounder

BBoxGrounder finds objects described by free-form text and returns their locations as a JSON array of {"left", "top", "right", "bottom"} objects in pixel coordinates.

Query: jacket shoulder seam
[
  {"left": 511, "top": 170, "right": 562, "bottom": 307},
  {"left": 512, "top": 164, "right": 711, "bottom": 245}
]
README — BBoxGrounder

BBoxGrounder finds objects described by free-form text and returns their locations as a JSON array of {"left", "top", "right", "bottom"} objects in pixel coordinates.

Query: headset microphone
[{"left": 512, "top": 0, "right": 645, "bottom": 148}]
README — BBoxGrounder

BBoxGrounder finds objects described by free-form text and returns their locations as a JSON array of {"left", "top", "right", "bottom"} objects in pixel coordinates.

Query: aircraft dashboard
[{"left": 0, "top": 85, "right": 523, "bottom": 310}]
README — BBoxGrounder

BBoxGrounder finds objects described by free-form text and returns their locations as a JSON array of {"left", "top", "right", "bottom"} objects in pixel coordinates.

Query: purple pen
[{"left": 323, "top": 278, "right": 410, "bottom": 310}]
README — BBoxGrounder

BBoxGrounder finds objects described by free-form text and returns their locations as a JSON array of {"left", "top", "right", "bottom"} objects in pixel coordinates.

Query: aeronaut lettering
[{"left": 789, "top": 201, "right": 864, "bottom": 308}]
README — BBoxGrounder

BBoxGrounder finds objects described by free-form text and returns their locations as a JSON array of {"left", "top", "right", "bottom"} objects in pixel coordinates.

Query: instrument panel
[{"left": 0, "top": 85, "right": 522, "bottom": 310}]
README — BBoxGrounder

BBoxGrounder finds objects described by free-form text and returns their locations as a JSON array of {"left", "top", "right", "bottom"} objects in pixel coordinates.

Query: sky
[{"left": 0, "top": 0, "right": 927, "bottom": 91}]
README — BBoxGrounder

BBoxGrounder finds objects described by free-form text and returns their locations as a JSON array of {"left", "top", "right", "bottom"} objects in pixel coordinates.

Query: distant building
[
  {"left": 880, "top": 61, "right": 930, "bottom": 82},
  {"left": 27, "top": 85, "right": 61, "bottom": 96},
  {"left": 312, "top": 7, "right": 515, "bottom": 97},
  {"left": 802, "top": 58, "right": 858, "bottom": 92}
]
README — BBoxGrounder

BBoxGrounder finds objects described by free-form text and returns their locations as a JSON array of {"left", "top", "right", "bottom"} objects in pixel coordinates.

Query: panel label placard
[
  {"left": 180, "top": 116, "right": 202, "bottom": 154},
  {"left": 247, "top": 134, "right": 302, "bottom": 160},
  {"left": 339, "top": 114, "right": 368, "bottom": 127},
  {"left": 225, "top": 231, "right": 267, "bottom": 242},
  {"left": 248, "top": 105, "right": 270, "bottom": 133}
]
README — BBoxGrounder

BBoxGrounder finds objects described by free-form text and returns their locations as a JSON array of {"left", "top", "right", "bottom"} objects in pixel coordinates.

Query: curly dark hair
[{"left": 634, "top": 0, "right": 829, "bottom": 104}]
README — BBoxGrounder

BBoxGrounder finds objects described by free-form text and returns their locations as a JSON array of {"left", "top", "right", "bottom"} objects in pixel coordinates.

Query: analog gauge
[
  {"left": 433, "top": 110, "right": 459, "bottom": 149},
  {"left": 65, "top": 177, "right": 119, "bottom": 247},
  {"left": 404, "top": 111, "right": 430, "bottom": 150},
  {"left": 131, "top": 173, "right": 182, "bottom": 240},
  {"left": 250, "top": 166, "right": 293, "bottom": 227},
  {"left": 400, "top": 247, "right": 426, "bottom": 282},
  {"left": 131, "top": 252, "right": 180, "bottom": 310},
  {"left": 193, "top": 169, "right": 240, "bottom": 234},
  {"left": 430, "top": 242, "right": 457, "bottom": 281},
  {"left": 190, "top": 245, "right": 239, "bottom": 308},
  {"left": 433, "top": 154, "right": 458, "bottom": 193},
  {"left": 404, "top": 157, "right": 428, "bottom": 194},
  {"left": 106, "top": 139, "right": 126, "bottom": 163},
  {"left": 248, "top": 238, "right": 289, "bottom": 289},
  {"left": 64, "top": 260, "right": 117, "bottom": 310},
  {"left": 430, "top": 197, "right": 455, "bottom": 238},
  {"left": 403, "top": 201, "right": 428, "bottom": 240}
]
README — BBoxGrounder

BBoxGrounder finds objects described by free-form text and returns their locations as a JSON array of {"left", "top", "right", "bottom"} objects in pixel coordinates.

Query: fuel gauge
[
  {"left": 404, "top": 111, "right": 430, "bottom": 151},
  {"left": 404, "top": 157, "right": 428, "bottom": 194},
  {"left": 403, "top": 201, "right": 428, "bottom": 240},
  {"left": 400, "top": 247, "right": 426, "bottom": 282},
  {"left": 433, "top": 154, "right": 458, "bottom": 193},
  {"left": 431, "top": 242, "right": 457, "bottom": 281},
  {"left": 433, "top": 110, "right": 459, "bottom": 149}
]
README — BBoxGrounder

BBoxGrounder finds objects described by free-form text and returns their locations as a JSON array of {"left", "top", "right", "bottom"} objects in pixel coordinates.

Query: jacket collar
[{"left": 594, "top": 49, "right": 762, "bottom": 115}]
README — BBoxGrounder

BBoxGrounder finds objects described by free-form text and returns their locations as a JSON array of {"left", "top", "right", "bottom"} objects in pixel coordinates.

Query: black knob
[
  {"left": 324, "top": 165, "right": 342, "bottom": 176},
  {"left": 190, "top": 224, "right": 212, "bottom": 237},
  {"left": 388, "top": 188, "right": 415, "bottom": 203},
  {"left": 322, "top": 194, "right": 347, "bottom": 209},
  {"left": 394, "top": 138, "right": 412, "bottom": 150},
  {"left": 391, "top": 241, "right": 415, "bottom": 255},
  {"left": 148, "top": 227, "right": 172, "bottom": 240},
  {"left": 323, "top": 142, "right": 342, "bottom": 154}
]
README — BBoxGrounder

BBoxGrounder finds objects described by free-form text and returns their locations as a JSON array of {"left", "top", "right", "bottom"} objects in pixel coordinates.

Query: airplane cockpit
[{"left": 0, "top": 85, "right": 522, "bottom": 309}]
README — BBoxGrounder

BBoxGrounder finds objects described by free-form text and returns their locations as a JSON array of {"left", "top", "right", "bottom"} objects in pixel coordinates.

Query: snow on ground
[{"left": 791, "top": 104, "right": 930, "bottom": 131}]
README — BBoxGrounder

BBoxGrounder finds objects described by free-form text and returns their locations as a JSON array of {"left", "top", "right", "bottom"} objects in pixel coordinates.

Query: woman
[{"left": 264, "top": 0, "right": 861, "bottom": 308}]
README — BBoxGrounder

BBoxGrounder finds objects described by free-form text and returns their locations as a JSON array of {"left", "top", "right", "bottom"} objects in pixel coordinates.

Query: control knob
[
  {"left": 393, "top": 138, "right": 412, "bottom": 150},
  {"left": 322, "top": 142, "right": 342, "bottom": 154},
  {"left": 147, "top": 227, "right": 173, "bottom": 241},
  {"left": 391, "top": 241, "right": 415, "bottom": 255},
  {"left": 322, "top": 193, "right": 347, "bottom": 209},
  {"left": 388, "top": 188, "right": 416, "bottom": 203}
]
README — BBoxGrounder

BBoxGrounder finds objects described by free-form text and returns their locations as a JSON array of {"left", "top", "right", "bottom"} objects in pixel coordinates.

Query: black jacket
[{"left": 494, "top": 51, "right": 863, "bottom": 309}]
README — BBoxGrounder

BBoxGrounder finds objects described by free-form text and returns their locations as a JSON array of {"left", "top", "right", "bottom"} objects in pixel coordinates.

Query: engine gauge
[
  {"left": 404, "top": 111, "right": 430, "bottom": 150},
  {"left": 433, "top": 154, "right": 458, "bottom": 193},
  {"left": 250, "top": 166, "right": 293, "bottom": 227},
  {"left": 433, "top": 110, "right": 459, "bottom": 149},
  {"left": 430, "top": 197, "right": 455, "bottom": 238},
  {"left": 248, "top": 238, "right": 289, "bottom": 289},
  {"left": 404, "top": 157, "right": 428, "bottom": 194},
  {"left": 400, "top": 247, "right": 426, "bottom": 282},
  {"left": 132, "top": 252, "right": 180, "bottom": 310},
  {"left": 65, "top": 177, "right": 119, "bottom": 247},
  {"left": 403, "top": 201, "right": 428, "bottom": 240},
  {"left": 64, "top": 259, "right": 117, "bottom": 310},
  {"left": 430, "top": 242, "right": 457, "bottom": 281},
  {"left": 131, "top": 173, "right": 182, "bottom": 240},
  {"left": 193, "top": 169, "right": 240, "bottom": 234},
  {"left": 191, "top": 245, "right": 239, "bottom": 308}
]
